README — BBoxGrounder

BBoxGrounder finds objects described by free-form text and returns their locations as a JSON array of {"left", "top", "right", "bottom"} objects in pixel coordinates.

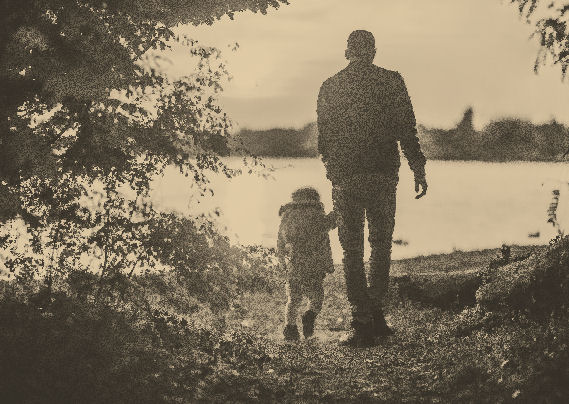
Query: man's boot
[
  {"left": 341, "top": 317, "right": 376, "bottom": 347},
  {"left": 283, "top": 324, "right": 300, "bottom": 341},
  {"left": 301, "top": 310, "right": 317, "bottom": 339},
  {"left": 372, "top": 308, "right": 394, "bottom": 338}
]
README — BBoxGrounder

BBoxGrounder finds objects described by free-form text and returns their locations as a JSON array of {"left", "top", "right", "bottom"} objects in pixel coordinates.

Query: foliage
[
  {"left": 3, "top": 238, "right": 569, "bottom": 402},
  {"left": 0, "top": 283, "right": 273, "bottom": 403},
  {"left": 234, "top": 122, "right": 319, "bottom": 157},
  {"left": 431, "top": 309, "right": 569, "bottom": 403},
  {"left": 135, "top": 222, "right": 283, "bottom": 314},
  {"left": 476, "top": 235, "right": 569, "bottom": 315},
  {"left": 232, "top": 109, "right": 569, "bottom": 160},
  {"left": 510, "top": 0, "right": 569, "bottom": 79},
  {"left": 0, "top": 4, "right": 293, "bottom": 400},
  {"left": 230, "top": 280, "right": 569, "bottom": 403},
  {"left": 419, "top": 108, "right": 569, "bottom": 161},
  {"left": 0, "top": 232, "right": 285, "bottom": 402},
  {"left": 0, "top": 0, "right": 289, "bottom": 294}
]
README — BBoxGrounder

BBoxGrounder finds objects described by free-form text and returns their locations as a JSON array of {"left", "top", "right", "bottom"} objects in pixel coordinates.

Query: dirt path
[{"left": 228, "top": 270, "right": 460, "bottom": 402}]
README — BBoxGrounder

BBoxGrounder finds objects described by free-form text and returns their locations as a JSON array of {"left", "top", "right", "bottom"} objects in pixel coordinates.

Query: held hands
[{"left": 414, "top": 173, "right": 428, "bottom": 199}]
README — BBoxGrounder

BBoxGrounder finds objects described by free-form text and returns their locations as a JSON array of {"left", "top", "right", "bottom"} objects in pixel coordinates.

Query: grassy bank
[
  {"left": 225, "top": 242, "right": 567, "bottom": 402},
  {"left": 229, "top": 244, "right": 545, "bottom": 338}
]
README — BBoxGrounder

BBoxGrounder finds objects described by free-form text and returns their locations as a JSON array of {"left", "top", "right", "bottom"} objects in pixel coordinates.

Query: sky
[{"left": 164, "top": 0, "right": 568, "bottom": 130}]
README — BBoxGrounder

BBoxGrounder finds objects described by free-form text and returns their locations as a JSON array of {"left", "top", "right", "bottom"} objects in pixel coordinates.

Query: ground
[
  {"left": 223, "top": 245, "right": 543, "bottom": 402},
  {"left": 2, "top": 243, "right": 559, "bottom": 403}
]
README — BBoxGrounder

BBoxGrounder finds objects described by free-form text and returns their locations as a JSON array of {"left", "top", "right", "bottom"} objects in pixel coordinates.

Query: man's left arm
[{"left": 393, "top": 73, "right": 428, "bottom": 199}]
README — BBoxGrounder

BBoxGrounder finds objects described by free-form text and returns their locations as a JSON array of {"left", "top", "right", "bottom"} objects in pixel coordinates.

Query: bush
[
  {"left": 476, "top": 236, "right": 569, "bottom": 316},
  {"left": 0, "top": 285, "right": 274, "bottom": 403},
  {"left": 142, "top": 214, "right": 283, "bottom": 314},
  {"left": 442, "top": 236, "right": 569, "bottom": 404}
]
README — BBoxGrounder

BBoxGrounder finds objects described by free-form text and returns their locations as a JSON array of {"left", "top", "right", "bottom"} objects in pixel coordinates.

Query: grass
[
  {"left": 220, "top": 243, "right": 567, "bottom": 402},
  {"left": 2, "top": 243, "right": 567, "bottom": 402}
]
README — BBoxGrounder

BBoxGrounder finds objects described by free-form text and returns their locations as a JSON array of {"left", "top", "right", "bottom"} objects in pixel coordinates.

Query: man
[{"left": 317, "top": 30, "right": 427, "bottom": 346}]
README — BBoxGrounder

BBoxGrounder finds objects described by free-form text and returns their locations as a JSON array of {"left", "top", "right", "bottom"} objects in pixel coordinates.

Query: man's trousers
[{"left": 332, "top": 173, "right": 398, "bottom": 323}]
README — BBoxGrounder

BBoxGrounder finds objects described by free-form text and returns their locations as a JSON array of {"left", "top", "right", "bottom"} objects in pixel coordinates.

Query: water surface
[{"left": 153, "top": 158, "right": 569, "bottom": 263}]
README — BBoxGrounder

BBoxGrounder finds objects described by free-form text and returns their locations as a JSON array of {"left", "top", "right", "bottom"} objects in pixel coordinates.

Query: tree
[
  {"left": 510, "top": 0, "right": 569, "bottom": 79},
  {"left": 0, "top": 0, "right": 288, "bottom": 288},
  {"left": 0, "top": 0, "right": 288, "bottom": 214}
]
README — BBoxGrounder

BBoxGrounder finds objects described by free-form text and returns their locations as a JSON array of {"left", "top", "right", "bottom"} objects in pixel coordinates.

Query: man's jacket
[{"left": 317, "top": 61, "right": 426, "bottom": 183}]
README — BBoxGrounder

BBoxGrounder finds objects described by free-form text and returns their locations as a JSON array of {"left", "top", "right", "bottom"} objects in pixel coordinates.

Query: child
[{"left": 277, "top": 187, "right": 337, "bottom": 341}]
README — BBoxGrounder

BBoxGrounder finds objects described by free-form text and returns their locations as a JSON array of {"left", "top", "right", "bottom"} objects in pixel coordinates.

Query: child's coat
[{"left": 277, "top": 199, "right": 336, "bottom": 288}]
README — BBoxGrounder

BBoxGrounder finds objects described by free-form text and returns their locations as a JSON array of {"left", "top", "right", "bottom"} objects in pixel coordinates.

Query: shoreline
[
  {"left": 328, "top": 243, "right": 547, "bottom": 276},
  {"left": 389, "top": 243, "right": 546, "bottom": 275},
  {"left": 0, "top": 242, "right": 548, "bottom": 282}
]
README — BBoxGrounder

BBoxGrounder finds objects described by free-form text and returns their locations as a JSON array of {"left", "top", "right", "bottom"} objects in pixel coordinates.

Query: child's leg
[
  {"left": 285, "top": 280, "right": 302, "bottom": 327},
  {"left": 307, "top": 280, "right": 324, "bottom": 315},
  {"left": 284, "top": 280, "right": 302, "bottom": 341},
  {"left": 302, "top": 280, "right": 324, "bottom": 338}
]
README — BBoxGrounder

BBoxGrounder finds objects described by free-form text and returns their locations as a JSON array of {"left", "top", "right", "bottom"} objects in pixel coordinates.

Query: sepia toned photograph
[{"left": 1, "top": 0, "right": 568, "bottom": 402}]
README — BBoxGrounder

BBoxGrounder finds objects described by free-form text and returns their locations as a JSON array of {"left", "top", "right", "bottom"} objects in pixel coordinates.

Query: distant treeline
[
  {"left": 233, "top": 122, "right": 319, "bottom": 157},
  {"left": 233, "top": 108, "right": 569, "bottom": 161},
  {"left": 419, "top": 108, "right": 569, "bottom": 161}
]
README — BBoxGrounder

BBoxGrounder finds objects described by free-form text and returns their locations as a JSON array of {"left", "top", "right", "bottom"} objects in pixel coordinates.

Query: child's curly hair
[{"left": 291, "top": 187, "right": 320, "bottom": 203}]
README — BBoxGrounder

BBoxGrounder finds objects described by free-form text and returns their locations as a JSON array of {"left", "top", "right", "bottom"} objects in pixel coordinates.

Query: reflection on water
[{"left": 152, "top": 158, "right": 569, "bottom": 262}]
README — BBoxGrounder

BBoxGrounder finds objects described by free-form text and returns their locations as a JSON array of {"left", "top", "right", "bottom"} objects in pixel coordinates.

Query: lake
[{"left": 153, "top": 158, "right": 569, "bottom": 263}]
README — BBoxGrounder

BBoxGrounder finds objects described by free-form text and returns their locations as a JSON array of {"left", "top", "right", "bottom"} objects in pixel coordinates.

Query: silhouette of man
[{"left": 317, "top": 30, "right": 427, "bottom": 346}]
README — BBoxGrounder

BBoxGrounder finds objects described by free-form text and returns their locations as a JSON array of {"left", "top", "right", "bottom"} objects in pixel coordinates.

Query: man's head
[{"left": 345, "top": 30, "right": 376, "bottom": 63}]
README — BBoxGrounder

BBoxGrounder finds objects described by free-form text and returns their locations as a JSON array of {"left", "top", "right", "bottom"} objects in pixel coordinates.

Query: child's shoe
[
  {"left": 283, "top": 324, "right": 300, "bottom": 341},
  {"left": 301, "top": 310, "right": 317, "bottom": 338}
]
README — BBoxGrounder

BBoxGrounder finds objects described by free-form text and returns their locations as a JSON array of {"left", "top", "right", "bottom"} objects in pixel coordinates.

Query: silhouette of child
[{"left": 277, "top": 187, "right": 337, "bottom": 341}]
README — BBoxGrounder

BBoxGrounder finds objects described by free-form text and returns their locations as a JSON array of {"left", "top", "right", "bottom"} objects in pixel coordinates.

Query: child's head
[
  {"left": 291, "top": 187, "right": 320, "bottom": 203},
  {"left": 279, "top": 187, "right": 322, "bottom": 216}
]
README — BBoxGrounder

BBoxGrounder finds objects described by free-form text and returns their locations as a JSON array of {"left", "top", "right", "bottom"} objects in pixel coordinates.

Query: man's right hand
[{"left": 414, "top": 174, "right": 428, "bottom": 199}]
